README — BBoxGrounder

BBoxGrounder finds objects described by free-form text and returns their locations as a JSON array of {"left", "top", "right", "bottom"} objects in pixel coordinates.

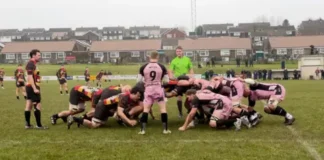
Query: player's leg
[
  {"left": 177, "top": 95, "right": 183, "bottom": 118},
  {"left": 0, "top": 79, "right": 4, "bottom": 89},
  {"left": 59, "top": 83, "right": 63, "bottom": 95},
  {"left": 209, "top": 109, "right": 241, "bottom": 131},
  {"left": 64, "top": 82, "right": 69, "bottom": 95},
  {"left": 33, "top": 91, "right": 48, "bottom": 129},
  {"left": 21, "top": 86, "right": 27, "bottom": 99},
  {"left": 24, "top": 86, "right": 33, "bottom": 128},
  {"left": 264, "top": 96, "right": 295, "bottom": 125},
  {"left": 157, "top": 99, "right": 171, "bottom": 134},
  {"left": 231, "top": 107, "right": 251, "bottom": 128},
  {"left": 139, "top": 94, "right": 153, "bottom": 134},
  {"left": 16, "top": 85, "right": 20, "bottom": 99}
]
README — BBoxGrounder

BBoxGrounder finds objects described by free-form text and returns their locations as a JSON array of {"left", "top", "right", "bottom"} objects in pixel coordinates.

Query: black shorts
[
  {"left": 59, "top": 79, "right": 67, "bottom": 85},
  {"left": 0, "top": 78, "right": 3, "bottom": 82},
  {"left": 69, "top": 88, "right": 80, "bottom": 105},
  {"left": 94, "top": 101, "right": 117, "bottom": 121},
  {"left": 16, "top": 81, "right": 25, "bottom": 88},
  {"left": 26, "top": 86, "right": 41, "bottom": 102},
  {"left": 85, "top": 78, "right": 90, "bottom": 82}
]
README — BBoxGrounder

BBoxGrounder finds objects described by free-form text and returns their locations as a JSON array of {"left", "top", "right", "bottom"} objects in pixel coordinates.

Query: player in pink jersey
[
  {"left": 137, "top": 51, "right": 171, "bottom": 135},
  {"left": 179, "top": 89, "right": 244, "bottom": 131},
  {"left": 243, "top": 79, "right": 295, "bottom": 125}
]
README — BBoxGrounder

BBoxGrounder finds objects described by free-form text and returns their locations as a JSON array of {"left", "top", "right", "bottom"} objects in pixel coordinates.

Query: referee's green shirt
[{"left": 169, "top": 56, "right": 193, "bottom": 78}]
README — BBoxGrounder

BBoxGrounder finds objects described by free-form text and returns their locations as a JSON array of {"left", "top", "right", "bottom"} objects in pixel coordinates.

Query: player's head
[
  {"left": 175, "top": 46, "right": 183, "bottom": 57},
  {"left": 60, "top": 65, "right": 65, "bottom": 69},
  {"left": 29, "top": 49, "right": 41, "bottom": 61},
  {"left": 150, "top": 51, "right": 159, "bottom": 60},
  {"left": 185, "top": 89, "right": 197, "bottom": 101},
  {"left": 121, "top": 85, "right": 132, "bottom": 93},
  {"left": 130, "top": 86, "right": 142, "bottom": 101},
  {"left": 18, "top": 64, "right": 22, "bottom": 69}
]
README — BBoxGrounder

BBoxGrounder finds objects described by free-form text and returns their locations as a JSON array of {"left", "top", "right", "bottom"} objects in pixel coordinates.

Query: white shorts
[
  {"left": 69, "top": 102, "right": 86, "bottom": 111},
  {"left": 92, "top": 118, "right": 106, "bottom": 125}
]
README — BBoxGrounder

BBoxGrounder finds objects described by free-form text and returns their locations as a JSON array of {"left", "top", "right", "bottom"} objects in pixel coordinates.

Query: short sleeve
[{"left": 26, "top": 61, "right": 35, "bottom": 75}]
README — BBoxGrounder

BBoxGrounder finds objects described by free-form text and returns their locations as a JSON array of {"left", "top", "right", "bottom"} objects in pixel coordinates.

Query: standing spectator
[
  {"left": 315, "top": 68, "right": 320, "bottom": 79},
  {"left": 169, "top": 46, "right": 194, "bottom": 118}
]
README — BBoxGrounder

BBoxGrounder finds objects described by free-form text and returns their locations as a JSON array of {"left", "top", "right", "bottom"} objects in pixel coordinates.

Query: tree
[
  {"left": 282, "top": 19, "right": 290, "bottom": 26},
  {"left": 194, "top": 25, "right": 203, "bottom": 36}
]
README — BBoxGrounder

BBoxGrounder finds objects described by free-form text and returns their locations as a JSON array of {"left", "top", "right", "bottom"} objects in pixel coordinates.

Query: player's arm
[
  {"left": 117, "top": 95, "right": 132, "bottom": 124},
  {"left": 161, "top": 64, "right": 169, "bottom": 83},
  {"left": 14, "top": 70, "right": 18, "bottom": 81},
  {"left": 137, "top": 64, "right": 145, "bottom": 82},
  {"left": 26, "top": 63, "right": 37, "bottom": 91},
  {"left": 248, "top": 95, "right": 256, "bottom": 108},
  {"left": 180, "top": 96, "right": 199, "bottom": 131},
  {"left": 168, "top": 60, "right": 175, "bottom": 79}
]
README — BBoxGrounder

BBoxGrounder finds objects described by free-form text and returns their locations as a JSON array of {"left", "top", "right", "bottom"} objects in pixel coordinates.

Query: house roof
[
  {"left": 0, "top": 29, "right": 19, "bottom": 33},
  {"left": 129, "top": 26, "right": 160, "bottom": 30},
  {"left": 28, "top": 32, "right": 52, "bottom": 37},
  {"left": 75, "top": 27, "right": 98, "bottom": 32},
  {"left": 161, "top": 28, "right": 186, "bottom": 36},
  {"left": 160, "top": 28, "right": 171, "bottom": 34},
  {"left": 1, "top": 41, "right": 76, "bottom": 53},
  {"left": 90, "top": 39, "right": 161, "bottom": 52},
  {"left": 202, "top": 24, "right": 234, "bottom": 31},
  {"left": 102, "top": 27, "right": 125, "bottom": 31},
  {"left": 22, "top": 28, "right": 45, "bottom": 33},
  {"left": 178, "top": 37, "right": 251, "bottom": 50},
  {"left": 269, "top": 36, "right": 324, "bottom": 48},
  {"left": 0, "top": 32, "right": 25, "bottom": 36},
  {"left": 48, "top": 28, "right": 72, "bottom": 32},
  {"left": 162, "top": 38, "right": 179, "bottom": 46}
]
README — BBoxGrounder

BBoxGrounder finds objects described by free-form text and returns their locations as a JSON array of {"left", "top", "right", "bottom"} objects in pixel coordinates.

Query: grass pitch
[{"left": 0, "top": 64, "right": 323, "bottom": 160}]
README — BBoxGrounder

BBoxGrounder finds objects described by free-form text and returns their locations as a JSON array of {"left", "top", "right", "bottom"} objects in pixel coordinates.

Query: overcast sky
[{"left": 0, "top": 0, "right": 323, "bottom": 31}]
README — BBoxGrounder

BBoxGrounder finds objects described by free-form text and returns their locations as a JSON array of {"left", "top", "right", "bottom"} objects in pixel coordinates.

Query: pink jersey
[
  {"left": 194, "top": 90, "right": 232, "bottom": 110},
  {"left": 193, "top": 79, "right": 211, "bottom": 90},
  {"left": 249, "top": 83, "right": 286, "bottom": 102},
  {"left": 139, "top": 62, "right": 168, "bottom": 88}
]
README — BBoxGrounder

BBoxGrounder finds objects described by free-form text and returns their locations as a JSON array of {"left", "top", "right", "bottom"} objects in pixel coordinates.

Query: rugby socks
[
  {"left": 161, "top": 113, "right": 168, "bottom": 130},
  {"left": 269, "top": 106, "right": 287, "bottom": 117},
  {"left": 24, "top": 111, "right": 31, "bottom": 126},
  {"left": 82, "top": 114, "right": 90, "bottom": 120},
  {"left": 65, "top": 90, "right": 69, "bottom": 94},
  {"left": 73, "top": 117, "right": 84, "bottom": 125},
  {"left": 217, "top": 118, "right": 236, "bottom": 128},
  {"left": 16, "top": 96, "right": 19, "bottom": 100},
  {"left": 177, "top": 101, "right": 183, "bottom": 116},
  {"left": 140, "top": 112, "right": 148, "bottom": 131},
  {"left": 60, "top": 91, "right": 63, "bottom": 94},
  {"left": 34, "top": 108, "right": 42, "bottom": 127},
  {"left": 24, "top": 96, "right": 27, "bottom": 100},
  {"left": 239, "top": 110, "right": 249, "bottom": 117}
]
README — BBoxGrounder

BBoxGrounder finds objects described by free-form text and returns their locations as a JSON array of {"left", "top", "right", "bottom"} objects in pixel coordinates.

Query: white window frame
[
  {"left": 45, "top": 37, "right": 50, "bottom": 40},
  {"left": 255, "top": 41, "right": 263, "bottom": 46},
  {"left": 234, "top": 32, "right": 240, "bottom": 36},
  {"left": 211, "top": 31, "right": 216, "bottom": 34},
  {"left": 236, "top": 49, "right": 246, "bottom": 56},
  {"left": 11, "top": 36, "right": 16, "bottom": 39},
  {"left": 163, "top": 46, "right": 173, "bottom": 50},
  {"left": 6, "top": 53, "right": 15, "bottom": 59},
  {"left": 110, "top": 52, "right": 119, "bottom": 58},
  {"left": 206, "top": 31, "right": 211, "bottom": 35},
  {"left": 319, "top": 48, "right": 324, "bottom": 54},
  {"left": 42, "top": 52, "right": 51, "bottom": 58},
  {"left": 286, "top": 31, "right": 293, "bottom": 35},
  {"left": 216, "top": 31, "right": 221, "bottom": 34},
  {"left": 166, "top": 34, "right": 172, "bottom": 38},
  {"left": 254, "top": 37, "right": 261, "bottom": 41},
  {"left": 118, "top": 30, "right": 122, "bottom": 34},
  {"left": 57, "top": 52, "right": 66, "bottom": 59},
  {"left": 36, "top": 37, "right": 40, "bottom": 40},
  {"left": 292, "top": 48, "right": 304, "bottom": 55},
  {"left": 16, "top": 36, "right": 21, "bottom": 39},
  {"left": 198, "top": 50, "right": 209, "bottom": 57},
  {"left": 185, "top": 51, "right": 194, "bottom": 57},
  {"left": 222, "top": 30, "right": 227, "bottom": 34},
  {"left": 103, "top": 31, "right": 107, "bottom": 34},
  {"left": 40, "top": 37, "right": 44, "bottom": 40},
  {"left": 221, "top": 49, "right": 230, "bottom": 56},
  {"left": 21, "top": 53, "right": 29, "bottom": 59},
  {"left": 94, "top": 52, "right": 103, "bottom": 58},
  {"left": 131, "top": 51, "right": 140, "bottom": 57},
  {"left": 277, "top": 48, "right": 287, "bottom": 55},
  {"left": 30, "top": 37, "right": 34, "bottom": 40}
]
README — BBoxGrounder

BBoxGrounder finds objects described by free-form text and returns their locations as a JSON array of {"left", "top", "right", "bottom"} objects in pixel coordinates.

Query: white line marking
[{"left": 287, "top": 126, "right": 323, "bottom": 160}]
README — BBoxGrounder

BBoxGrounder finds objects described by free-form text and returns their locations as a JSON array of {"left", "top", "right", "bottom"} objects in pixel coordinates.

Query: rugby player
[
  {"left": 138, "top": 51, "right": 171, "bottom": 135},
  {"left": 84, "top": 67, "right": 90, "bottom": 86},
  {"left": 179, "top": 89, "right": 242, "bottom": 131},
  {"left": 24, "top": 49, "right": 48, "bottom": 129},
  {"left": 96, "top": 70, "right": 104, "bottom": 88},
  {"left": 14, "top": 64, "right": 27, "bottom": 100},
  {"left": 0, "top": 68, "right": 5, "bottom": 89},
  {"left": 56, "top": 65, "right": 69, "bottom": 95},
  {"left": 243, "top": 79, "right": 295, "bottom": 125},
  {"left": 50, "top": 85, "right": 102, "bottom": 125}
]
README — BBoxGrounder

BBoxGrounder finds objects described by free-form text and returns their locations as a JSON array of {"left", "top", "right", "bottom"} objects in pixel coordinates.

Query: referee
[{"left": 168, "top": 46, "right": 194, "bottom": 118}]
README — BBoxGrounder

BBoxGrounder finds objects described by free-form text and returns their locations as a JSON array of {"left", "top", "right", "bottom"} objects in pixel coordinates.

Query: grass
[{"left": 0, "top": 64, "right": 323, "bottom": 160}]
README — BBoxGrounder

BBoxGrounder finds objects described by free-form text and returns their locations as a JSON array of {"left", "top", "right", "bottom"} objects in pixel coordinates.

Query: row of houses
[{"left": 1, "top": 35, "right": 324, "bottom": 64}]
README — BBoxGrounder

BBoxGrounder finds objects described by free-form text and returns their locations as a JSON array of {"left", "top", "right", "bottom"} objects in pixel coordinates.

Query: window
[
  {"left": 222, "top": 57, "right": 229, "bottom": 62},
  {"left": 222, "top": 30, "right": 227, "bottom": 34},
  {"left": 42, "top": 52, "right": 51, "bottom": 58},
  {"left": 114, "top": 31, "right": 117, "bottom": 34},
  {"left": 236, "top": 49, "right": 246, "bottom": 56},
  {"left": 234, "top": 32, "right": 240, "bottom": 36},
  {"left": 132, "top": 30, "right": 136, "bottom": 33},
  {"left": 103, "top": 31, "right": 107, "bottom": 34},
  {"left": 30, "top": 37, "right": 34, "bottom": 40},
  {"left": 11, "top": 36, "right": 16, "bottom": 39},
  {"left": 166, "top": 34, "right": 172, "bottom": 38},
  {"left": 206, "top": 31, "right": 210, "bottom": 35},
  {"left": 254, "top": 37, "right": 261, "bottom": 41},
  {"left": 221, "top": 49, "right": 230, "bottom": 56},
  {"left": 57, "top": 52, "right": 65, "bottom": 58},
  {"left": 36, "top": 37, "right": 40, "bottom": 40},
  {"left": 286, "top": 31, "right": 293, "bottom": 35},
  {"left": 16, "top": 36, "right": 21, "bottom": 39},
  {"left": 292, "top": 48, "right": 304, "bottom": 55},
  {"left": 185, "top": 51, "right": 194, "bottom": 57},
  {"left": 57, "top": 37, "right": 62, "bottom": 40},
  {"left": 216, "top": 31, "right": 221, "bottom": 34},
  {"left": 40, "top": 37, "right": 44, "bottom": 40},
  {"left": 199, "top": 50, "right": 209, "bottom": 57},
  {"left": 110, "top": 52, "right": 119, "bottom": 58},
  {"left": 277, "top": 48, "right": 287, "bottom": 55},
  {"left": 21, "top": 53, "right": 29, "bottom": 59},
  {"left": 109, "top": 36, "right": 113, "bottom": 40},
  {"left": 163, "top": 46, "right": 173, "bottom": 50},
  {"left": 255, "top": 41, "right": 263, "bottom": 46},
  {"left": 212, "top": 31, "right": 216, "bottom": 34},
  {"left": 319, "top": 48, "right": 324, "bottom": 54},
  {"left": 94, "top": 52, "right": 103, "bottom": 58},
  {"left": 131, "top": 51, "right": 140, "bottom": 57},
  {"left": 46, "top": 37, "right": 50, "bottom": 40},
  {"left": 118, "top": 35, "right": 123, "bottom": 40},
  {"left": 118, "top": 30, "right": 122, "bottom": 34},
  {"left": 6, "top": 53, "right": 15, "bottom": 59}
]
